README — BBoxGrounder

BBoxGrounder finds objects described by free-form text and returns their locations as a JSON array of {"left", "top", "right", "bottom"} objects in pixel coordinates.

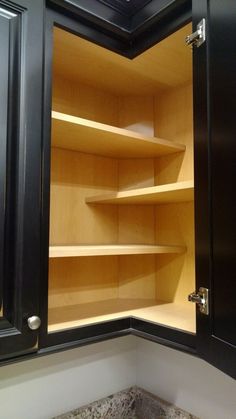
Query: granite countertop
[{"left": 54, "top": 386, "right": 198, "bottom": 419}]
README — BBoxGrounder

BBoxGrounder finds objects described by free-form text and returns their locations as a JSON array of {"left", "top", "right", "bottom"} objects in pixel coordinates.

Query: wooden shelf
[
  {"left": 49, "top": 244, "right": 186, "bottom": 258},
  {"left": 48, "top": 299, "right": 196, "bottom": 333},
  {"left": 86, "top": 180, "right": 194, "bottom": 205},
  {"left": 51, "top": 111, "right": 186, "bottom": 158}
]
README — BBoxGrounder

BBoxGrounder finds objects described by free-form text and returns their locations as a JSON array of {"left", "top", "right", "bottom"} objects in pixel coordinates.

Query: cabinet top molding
[{"left": 47, "top": 0, "right": 191, "bottom": 58}]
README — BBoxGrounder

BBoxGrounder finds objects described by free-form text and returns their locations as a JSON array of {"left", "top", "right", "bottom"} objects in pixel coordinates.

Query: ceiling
[{"left": 53, "top": 22, "right": 192, "bottom": 96}]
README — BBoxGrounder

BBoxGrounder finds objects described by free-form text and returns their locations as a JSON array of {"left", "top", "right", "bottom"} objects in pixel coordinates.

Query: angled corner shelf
[
  {"left": 86, "top": 180, "right": 194, "bottom": 205},
  {"left": 49, "top": 244, "right": 186, "bottom": 258},
  {"left": 48, "top": 300, "right": 196, "bottom": 333},
  {"left": 51, "top": 111, "right": 186, "bottom": 158}
]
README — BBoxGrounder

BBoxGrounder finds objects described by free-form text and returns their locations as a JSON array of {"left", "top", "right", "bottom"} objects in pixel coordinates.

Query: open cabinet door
[
  {"left": 193, "top": 0, "right": 236, "bottom": 378},
  {"left": 0, "top": 0, "right": 43, "bottom": 361}
]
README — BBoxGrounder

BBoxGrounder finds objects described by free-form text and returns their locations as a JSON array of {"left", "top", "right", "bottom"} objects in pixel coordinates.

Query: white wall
[
  {"left": 0, "top": 336, "right": 236, "bottom": 419},
  {"left": 0, "top": 336, "right": 136, "bottom": 419},
  {"left": 136, "top": 338, "right": 236, "bottom": 419}
]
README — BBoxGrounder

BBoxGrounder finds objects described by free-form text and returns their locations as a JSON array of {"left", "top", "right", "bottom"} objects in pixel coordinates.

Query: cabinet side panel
[
  {"left": 156, "top": 202, "right": 195, "bottom": 304},
  {"left": 154, "top": 81, "right": 194, "bottom": 309},
  {"left": 154, "top": 83, "right": 193, "bottom": 184}
]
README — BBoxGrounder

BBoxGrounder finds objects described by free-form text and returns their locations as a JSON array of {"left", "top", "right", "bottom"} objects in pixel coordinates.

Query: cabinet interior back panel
[{"left": 48, "top": 22, "right": 195, "bottom": 333}]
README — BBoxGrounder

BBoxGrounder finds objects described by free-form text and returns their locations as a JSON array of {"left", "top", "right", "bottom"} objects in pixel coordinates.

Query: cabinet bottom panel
[{"left": 48, "top": 298, "right": 195, "bottom": 334}]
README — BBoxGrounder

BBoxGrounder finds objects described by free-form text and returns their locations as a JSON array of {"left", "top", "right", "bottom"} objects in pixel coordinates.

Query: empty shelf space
[
  {"left": 48, "top": 299, "right": 196, "bottom": 333},
  {"left": 51, "top": 111, "right": 186, "bottom": 158},
  {"left": 49, "top": 244, "right": 186, "bottom": 258},
  {"left": 86, "top": 180, "right": 194, "bottom": 205}
]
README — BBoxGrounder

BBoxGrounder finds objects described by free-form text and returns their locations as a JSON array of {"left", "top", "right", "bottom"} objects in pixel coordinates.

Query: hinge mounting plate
[
  {"left": 186, "top": 18, "right": 206, "bottom": 48},
  {"left": 188, "top": 287, "right": 209, "bottom": 315}
]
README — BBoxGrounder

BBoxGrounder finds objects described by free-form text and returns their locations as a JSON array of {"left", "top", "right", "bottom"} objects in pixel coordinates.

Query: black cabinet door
[
  {"left": 193, "top": 0, "right": 236, "bottom": 379},
  {"left": 0, "top": 0, "right": 43, "bottom": 360}
]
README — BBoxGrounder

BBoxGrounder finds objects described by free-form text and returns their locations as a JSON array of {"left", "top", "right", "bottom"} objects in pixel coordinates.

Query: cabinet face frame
[
  {"left": 39, "top": 6, "right": 196, "bottom": 354},
  {"left": 0, "top": 0, "right": 44, "bottom": 361}
]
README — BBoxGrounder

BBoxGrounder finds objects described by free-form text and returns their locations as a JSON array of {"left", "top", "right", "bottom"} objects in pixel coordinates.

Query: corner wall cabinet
[
  {"left": 44, "top": 18, "right": 196, "bottom": 348},
  {"left": 0, "top": 0, "right": 235, "bottom": 379}
]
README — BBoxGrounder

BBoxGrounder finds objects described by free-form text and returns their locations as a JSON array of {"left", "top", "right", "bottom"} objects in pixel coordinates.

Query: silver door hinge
[
  {"left": 186, "top": 18, "right": 206, "bottom": 47},
  {"left": 188, "top": 287, "right": 209, "bottom": 315}
]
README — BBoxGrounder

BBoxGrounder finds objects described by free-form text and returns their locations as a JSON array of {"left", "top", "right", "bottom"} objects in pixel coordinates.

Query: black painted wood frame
[
  {"left": 193, "top": 0, "right": 236, "bottom": 380},
  {"left": 0, "top": 0, "right": 44, "bottom": 360},
  {"left": 47, "top": 0, "right": 192, "bottom": 57}
]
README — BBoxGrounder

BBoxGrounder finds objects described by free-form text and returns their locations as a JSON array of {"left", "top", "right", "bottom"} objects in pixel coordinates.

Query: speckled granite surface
[
  {"left": 55, "top": 387, "right": 136, "bottom": 419},
  {"left": 54, "top": 386, "right": 198, "bottom": 419},
  {"left": 135, "top": 388, "right": 197, "bottom": 419}
]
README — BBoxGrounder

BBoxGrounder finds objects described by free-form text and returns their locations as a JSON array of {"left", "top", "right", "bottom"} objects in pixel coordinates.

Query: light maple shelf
[
  {"left": 51, "top": 111, "right": 186, "bottom": 158},
  {"left": 49, "top": 244, "right": 186, "bottom": 258},
  {"left": 48, "top": 299, "right": 196, "bottom": 333},
  {"left": 86, "top": 180, "right": 194, "bottom": 205}
]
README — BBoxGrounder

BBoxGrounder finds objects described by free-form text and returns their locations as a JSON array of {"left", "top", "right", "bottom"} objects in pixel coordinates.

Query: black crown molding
[
  {"left": 98, "top": 0, "right": 152, "bottom": 19},
  {"left": 47, "top": 0, "right": 191, "bottom": 58}
]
